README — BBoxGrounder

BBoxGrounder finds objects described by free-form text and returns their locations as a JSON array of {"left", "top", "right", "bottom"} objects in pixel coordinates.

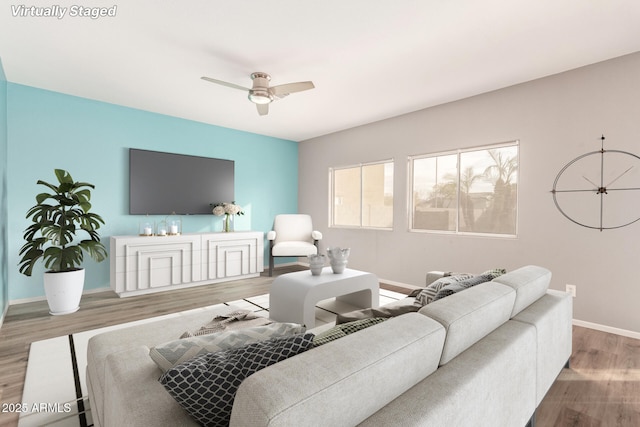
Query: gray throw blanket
[{"left": 180, "top": 310, "right": 272, "bottom": 338}]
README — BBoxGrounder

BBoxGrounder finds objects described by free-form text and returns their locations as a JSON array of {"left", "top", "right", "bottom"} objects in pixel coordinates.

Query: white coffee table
[{"left": 269, "top": 267, "right": 379, "bottom": 328}]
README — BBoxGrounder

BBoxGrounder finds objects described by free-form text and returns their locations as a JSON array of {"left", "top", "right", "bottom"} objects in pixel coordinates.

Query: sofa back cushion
[
  {"left": 492, "top": 265, "right": 551, "bottom": 317},
  {"left": 419, "top": 282, "right": 516, "bottom": 365},
  {"left": 229, "top": 313, "right": 446, "bottom": 427}
]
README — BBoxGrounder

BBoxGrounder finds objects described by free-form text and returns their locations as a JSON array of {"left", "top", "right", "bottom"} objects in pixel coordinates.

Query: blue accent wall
[
  {"left": 6, "top": 84, "right": 298, "bottom": 301},
  {"left": 0, "top": 58, "right": 8, "bottom": 318}
]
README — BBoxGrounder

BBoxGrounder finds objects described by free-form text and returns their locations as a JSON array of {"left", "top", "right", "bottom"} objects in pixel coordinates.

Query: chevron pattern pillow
[
  {"left": 432, "top": 273, "right": 497, "bottom": 302},
  {"left": 312, "top": 317, "right": 387, "bottom": 347},
  {"left": 413, "top": 273, "right": 474, "bottom": 307}
]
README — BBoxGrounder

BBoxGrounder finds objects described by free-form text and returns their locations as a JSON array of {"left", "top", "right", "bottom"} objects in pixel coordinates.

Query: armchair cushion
[
  {"left": 272, "top": 214, "right": 316, "bottom": 244},
  {"left": 272, "top": 241, "right": 318, "bottom": 257}
]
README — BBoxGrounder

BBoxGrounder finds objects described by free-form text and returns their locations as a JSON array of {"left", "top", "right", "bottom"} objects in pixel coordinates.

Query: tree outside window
[{"left": 410, "top": 142, "right": 518, "bottom": 236}]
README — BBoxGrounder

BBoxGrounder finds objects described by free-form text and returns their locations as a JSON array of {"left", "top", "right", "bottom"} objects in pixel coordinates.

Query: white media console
[{"left": 110, "top": 231, "right": 264, "bottom": 297}]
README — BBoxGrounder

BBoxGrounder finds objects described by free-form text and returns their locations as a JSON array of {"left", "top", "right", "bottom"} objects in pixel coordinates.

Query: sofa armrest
[{"left": 426, "top": 271, "right": 446, "bottom": 286}]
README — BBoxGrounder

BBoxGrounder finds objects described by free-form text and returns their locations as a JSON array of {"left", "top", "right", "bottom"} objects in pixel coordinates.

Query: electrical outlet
[{"left": 566, "top": 284, "right": 576, "bottom": 298}]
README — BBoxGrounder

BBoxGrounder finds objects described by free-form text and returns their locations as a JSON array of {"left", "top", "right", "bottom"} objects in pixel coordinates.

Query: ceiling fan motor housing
[{"left": 249, "top": 72, "right": 273, "bottom": 104}]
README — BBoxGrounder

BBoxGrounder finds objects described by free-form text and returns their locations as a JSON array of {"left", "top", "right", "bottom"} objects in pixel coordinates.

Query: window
[
  {"left": 330, "top": 160, "right": 394, "bottom": 228},
  {"left": 410, "top": 142, "right": 518, "bottom": 236}
]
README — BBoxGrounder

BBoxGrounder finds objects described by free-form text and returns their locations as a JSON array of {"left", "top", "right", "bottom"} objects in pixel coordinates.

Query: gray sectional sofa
[{"left": 86, "top": 265, "right": 572, "bottom": 427}]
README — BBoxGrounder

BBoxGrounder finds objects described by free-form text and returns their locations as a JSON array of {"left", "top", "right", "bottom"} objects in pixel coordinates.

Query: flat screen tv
[{"left": 129, "top": 149, "right": 235, "bottom": 215}]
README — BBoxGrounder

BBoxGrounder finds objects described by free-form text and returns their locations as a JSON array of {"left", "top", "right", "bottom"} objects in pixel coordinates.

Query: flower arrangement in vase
[{"left": 211, "top": 202, "right": 244, "bottom": 232}]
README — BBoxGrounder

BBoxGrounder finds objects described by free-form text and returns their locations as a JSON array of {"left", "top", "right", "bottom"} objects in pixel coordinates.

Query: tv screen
[{"left": 129, "top": 149, "right": 235, "bottom": 215}]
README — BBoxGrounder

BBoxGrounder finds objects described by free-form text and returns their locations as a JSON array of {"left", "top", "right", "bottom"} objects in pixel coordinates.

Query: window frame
[
  {"left": 408, "top": 141, "right": 519, "bottom": 237},
  {"left": 329, "top": 159, "right": 394, "bottom": 230}
]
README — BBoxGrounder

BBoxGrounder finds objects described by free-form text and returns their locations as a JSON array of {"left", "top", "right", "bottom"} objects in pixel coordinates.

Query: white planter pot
[{"left": 43, "top": 269, "right": 85, "bottom": 315}]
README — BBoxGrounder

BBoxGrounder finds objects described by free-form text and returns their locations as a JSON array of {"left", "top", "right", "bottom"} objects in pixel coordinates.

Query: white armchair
[{"left": 267, "top": 214, "right": 323, "bottom": 276}]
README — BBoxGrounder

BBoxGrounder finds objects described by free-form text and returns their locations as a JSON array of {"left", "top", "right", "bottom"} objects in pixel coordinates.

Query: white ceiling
[{"left": 2, "top": 1, "right": 640, "bottom": 141}]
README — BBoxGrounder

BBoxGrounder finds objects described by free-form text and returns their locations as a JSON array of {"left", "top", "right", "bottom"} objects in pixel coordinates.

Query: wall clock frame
[{"left": 551, "top": 135, "right": 640, "bottom": 231}]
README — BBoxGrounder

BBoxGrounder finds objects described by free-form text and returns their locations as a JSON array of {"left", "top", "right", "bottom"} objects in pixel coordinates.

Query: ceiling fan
[{"left": 201, "top": 72, "right": 314, "bottom": 116}]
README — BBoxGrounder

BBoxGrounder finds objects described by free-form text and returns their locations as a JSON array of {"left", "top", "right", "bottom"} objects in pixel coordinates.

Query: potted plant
[{"left": 18, "top": 169, "right": 108, "bottom": 315}]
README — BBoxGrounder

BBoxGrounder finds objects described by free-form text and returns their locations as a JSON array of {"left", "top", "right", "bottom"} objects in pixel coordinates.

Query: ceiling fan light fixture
[
  {"left": 201, "top": 71, "right": 314, "bottom": 115},
  {"left": 248, "top": 90, "right": 273, "bottom": 104}
]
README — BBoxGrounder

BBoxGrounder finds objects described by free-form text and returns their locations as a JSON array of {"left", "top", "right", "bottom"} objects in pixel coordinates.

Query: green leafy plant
[{"left": 19, "top": 169, "right": 108, "bottom": 276}]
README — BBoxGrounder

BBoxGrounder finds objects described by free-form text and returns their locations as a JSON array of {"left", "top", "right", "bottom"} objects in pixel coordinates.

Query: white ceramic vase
[
  {"left": 43, "top": 268, "right": 85, "bottom": 315},
  {"left": 327, "top": 247, "right": 350, "bottom": 274},
  {"left": 308, "top": 254, "right": 325, "bottom": 276}
]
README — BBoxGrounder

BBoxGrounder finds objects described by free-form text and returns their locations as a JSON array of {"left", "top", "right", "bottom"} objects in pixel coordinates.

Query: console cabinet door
[
  {"left": 201, "top": 233, "right": 262, "bottom": 280},
  {"left": 112, "top": 235, "right": 201, "bottom": 293}
]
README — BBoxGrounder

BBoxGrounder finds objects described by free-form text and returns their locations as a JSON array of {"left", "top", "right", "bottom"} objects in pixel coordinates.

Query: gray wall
[{"left": 299, "top": 52, "right": 640, "bottom": 334}]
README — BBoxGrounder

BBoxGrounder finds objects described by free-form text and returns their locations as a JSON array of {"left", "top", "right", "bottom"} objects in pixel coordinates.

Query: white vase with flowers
[{"left": 211, "top": 202, "right": 244, "bottom": 232}]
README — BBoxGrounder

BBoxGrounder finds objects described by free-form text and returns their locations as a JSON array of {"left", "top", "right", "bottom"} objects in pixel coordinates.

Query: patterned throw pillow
[
  {"left": 313, "top": 317, "right": 387, "bottom": 347},
  {"left": 413, "top": 274, "right": 474, "bottom": 307},
  {"left": 149, "top": 322, "right": 306, "bottom": 373},
  {"left": 159, "top": 333, "right": 314, "bottom": 427},
  {"left": 481, "top": 268, "right": 507, "bottom": 280},
  {"left": 432, "top": 273, "right": 495, "bottom": 302}
]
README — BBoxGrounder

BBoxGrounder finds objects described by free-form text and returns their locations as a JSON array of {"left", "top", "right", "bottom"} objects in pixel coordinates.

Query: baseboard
[
  {"left": 573, "top": 319, "right": 640, "bottom": 340},
  {"left": 9, "top": 286, "right": 112, "bottom": 306}
]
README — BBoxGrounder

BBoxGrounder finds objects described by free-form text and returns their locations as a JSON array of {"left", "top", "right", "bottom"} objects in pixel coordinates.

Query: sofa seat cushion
[
  {"left": 492, "top": 265, "right": 551, "bottom": 317},
  {"left": 271, "top": 241, "right": 317, "bottom": 256},
  {"left": 86, "top": 305, "right": 238, "bottom": 426},
  {"left": 419, "top": 282, "right": 516, "bottom": 365},
  {"left": 230, "top": 313, "right": 446, "bottom": 427},
  {"left": 160, "top": 333, "right": 315, "bottom": 427},
  {"left": 103, "top": 345, "right": 200, "bottom": 427}
]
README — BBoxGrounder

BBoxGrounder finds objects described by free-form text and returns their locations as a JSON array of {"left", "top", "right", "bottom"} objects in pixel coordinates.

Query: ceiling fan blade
[
  {"left": 271, "top": 81, "right": 315, "bottom": 96},
  {"left": 201, "top": 76, "right": 250, "bottom": 92},
  {"left": 256, "top": 103, "right": 269, "bottom": 116}
]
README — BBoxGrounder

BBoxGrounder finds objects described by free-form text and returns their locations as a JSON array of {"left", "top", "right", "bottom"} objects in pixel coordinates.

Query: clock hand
[
  {"left": 605, "top": 166, "right": 634, "bottom": 188},
  {"left": 582, "top": 175, "right": 599, "bottom": 189}
]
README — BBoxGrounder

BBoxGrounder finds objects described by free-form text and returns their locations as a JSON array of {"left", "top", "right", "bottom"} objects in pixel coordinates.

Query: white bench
[{"left": 269, "top": 267, "right": 380, "bottom": 328}]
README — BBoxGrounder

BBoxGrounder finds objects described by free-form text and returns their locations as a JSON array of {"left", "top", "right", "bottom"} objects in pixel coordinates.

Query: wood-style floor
[{"left": 0, "top": 266, "right": 638, "bottom": 427}]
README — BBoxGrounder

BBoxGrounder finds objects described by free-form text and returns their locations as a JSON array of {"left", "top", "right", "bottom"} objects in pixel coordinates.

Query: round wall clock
[{"left": 551, "top": 135, "right": 640, "bottom": 231}]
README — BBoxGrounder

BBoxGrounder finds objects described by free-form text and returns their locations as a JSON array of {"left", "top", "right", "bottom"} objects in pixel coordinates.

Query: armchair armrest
[
  {"left": 267, "top": 231, "right": 276, "bottom": 241},
  {"left": 311, "top": 230, "right": 323, "bottom": 241}
]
